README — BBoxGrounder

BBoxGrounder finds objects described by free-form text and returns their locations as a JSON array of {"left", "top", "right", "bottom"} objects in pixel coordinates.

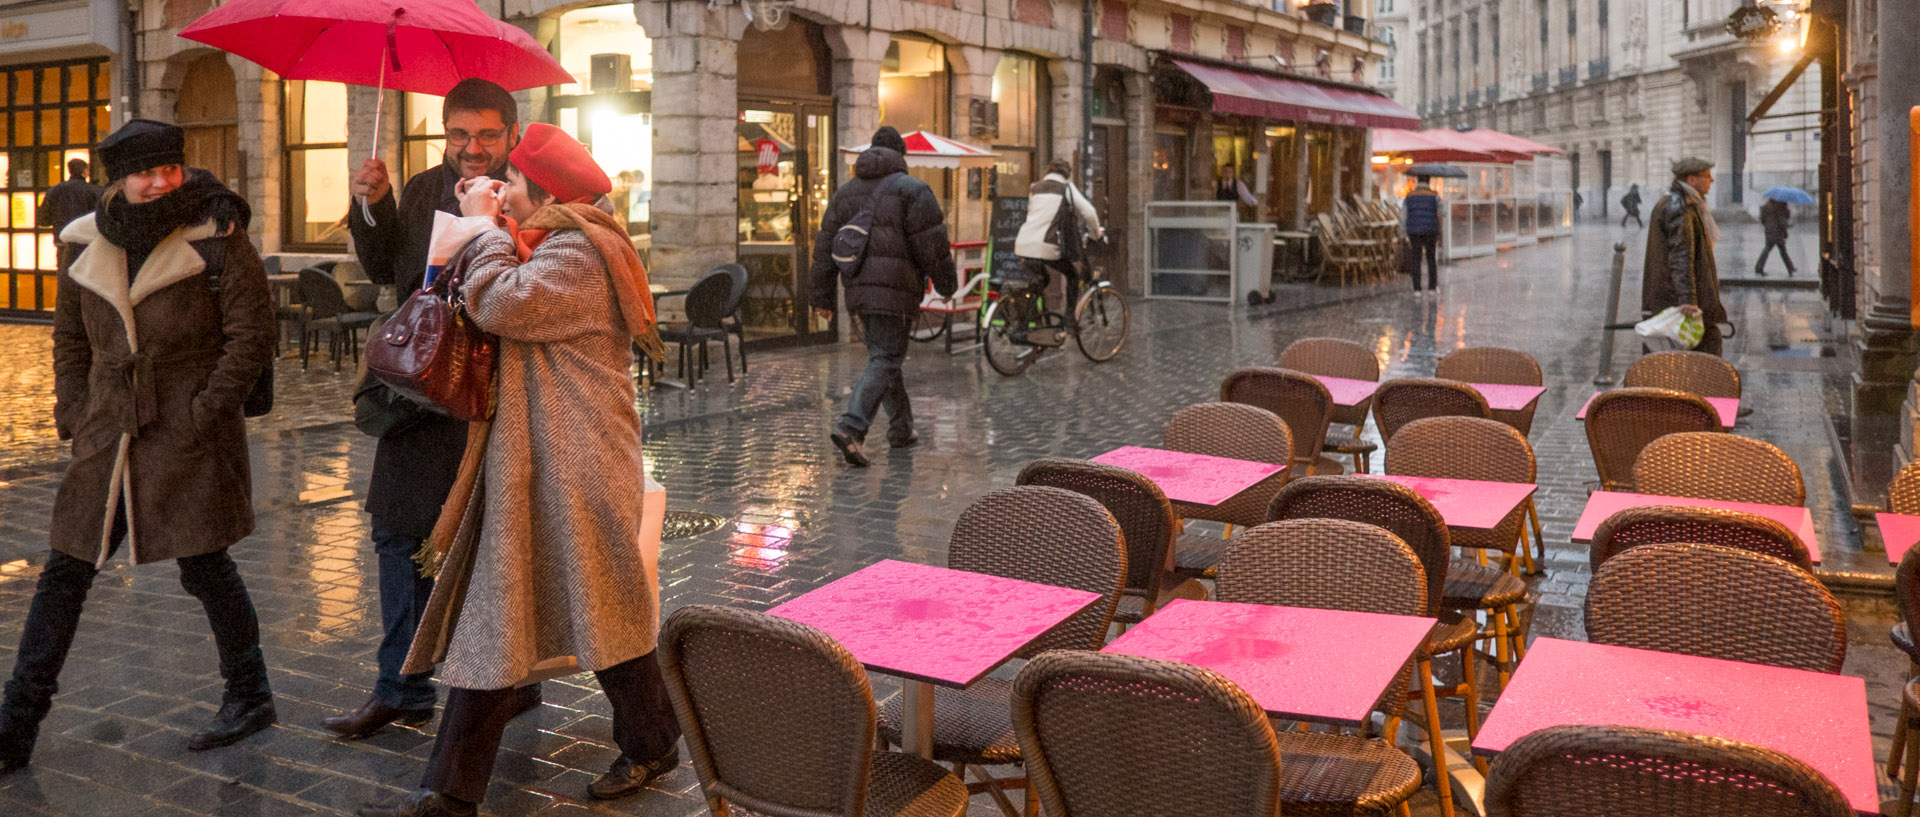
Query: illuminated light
[{"left": 1371, "top": 155, "right": 1390, "bottom": 164}]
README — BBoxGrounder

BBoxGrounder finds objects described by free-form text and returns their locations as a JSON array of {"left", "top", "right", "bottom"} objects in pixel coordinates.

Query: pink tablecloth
[
  {"left": 1092, "top": 446, "right": 1286, "bottom": 506},
  {"left": 1371, "top": 474, "right": 1537, "bottom": 531},
  {"left": 1311, "top": 375, "right": 1379, "bottom": 408},
  {"left": 1570, "top": 491, "right": 1820, "bottom": 562},
  {"left": 769, "top": 560, "right": 1100, "bottom": 687},
  {"left": 1102, "top": 599, "right": 1432, "bottom": 726},
  {"left": 1576, "top": 391, "right": 1739, "bottom": 427},
  {"left": 1880, "top": 512, "right": 1920, "bottom": 565},
  {"left": 1473, "top": 638, "right": 1879, "bottom": 816},
  {"left": 1467, "top": 383, "right": 1545, "bottom": 412}
]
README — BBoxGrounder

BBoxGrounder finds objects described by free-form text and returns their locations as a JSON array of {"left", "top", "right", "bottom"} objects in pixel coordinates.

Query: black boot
[
  {"left": 0, "top": 704, "right": 41, "bottom": 773},
  {"left": 188, "top": 697, "right": 276, "bottom": 751},
  {"left": 587, "top": 745, "right": 680, "bottom": 800},
  {"left": 358, "top": 790, "right": 477, "bottom": 817}
]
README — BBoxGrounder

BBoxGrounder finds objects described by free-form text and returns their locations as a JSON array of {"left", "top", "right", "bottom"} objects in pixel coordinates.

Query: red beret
[{"left": 510, "top": 123, "right": 611, "bottom": 204}]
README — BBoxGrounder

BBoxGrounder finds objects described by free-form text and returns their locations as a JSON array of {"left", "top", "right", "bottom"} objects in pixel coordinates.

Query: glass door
[{"left": 737, "top": 100, "right": 836, "bottom": 347}]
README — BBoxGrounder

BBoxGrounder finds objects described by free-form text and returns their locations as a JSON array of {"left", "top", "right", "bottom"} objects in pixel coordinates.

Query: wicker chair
[
  {"left": 1220, "top": 367, "right": 1348, "bottom": 475},
  {"left": 1484, "top": 725, "right": 1854, "bottom": 817},
  {"left": 1162, "top": 402, "right": 1294, "bottom": 579},
  {"left": 1214, "top": 519, "right": 1425, "bottom": 816},
  {"left": 1589, "top": 505, "right": 1810, "bottom": 572},
  {"left": 1012, "top": 651, "right": 1283, "bottom": 817},
  {"left": 1016, "top": 458, "right": 1207, "bottom": 626},
  {"left": 1623, "top": 350, "right": 1742, "bottom": 398},
  {"left": 1371, "top": 377, "right": 1491, "bottom": 442},
  {"left": 1266, "top": 475, "right": 1484, "bottom": 817},
  {"left": 1584, "top": 542, "right": 1846, "bottom": 673},
  {"left": 1631, "top": 432, "right": 1805, "bottom": 506},
  {"left": 1436, "top": 346, "right": 1543, "bottom": 436},
  {"left": 875, "top": 486, "right": 1125, "bottom": 815},
  {"left": 1583, "top": 388, "right": 1722, "bottom": 492},
  {"left": 1280, "top": 337, "right": 1380, "bottom": 473},
  {"left": 1893, "top": 460, "right": 1920, "bottom": 515},
  {"left": 1890, "top": 545, "right": 1920, "bottom": 814},
  {"left": 1384, "top": 417, "right": 1534, "bottom": 687},
  {"left": 657, "top": 606, "right": 970, "bottom": 817}
]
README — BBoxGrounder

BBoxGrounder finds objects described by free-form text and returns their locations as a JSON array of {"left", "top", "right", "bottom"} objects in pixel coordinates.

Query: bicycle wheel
[
  {"left": 982, "top": 295, "right": 1040, "bottom": 376},
  {"left": 1074, "top": 284, "right": 1129, "bottom": 362},
  {"left": 909, "top": 309, "right": 948, "bottom": 342}
]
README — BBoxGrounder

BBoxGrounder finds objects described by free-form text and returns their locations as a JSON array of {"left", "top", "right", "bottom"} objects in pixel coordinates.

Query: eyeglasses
[{"left": 445, "top": 129, "right": 507, "bottom": 147}]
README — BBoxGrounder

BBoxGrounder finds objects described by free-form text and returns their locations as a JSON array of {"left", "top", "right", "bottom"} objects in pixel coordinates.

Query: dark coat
[
  {"left": 1642, "top": 180, "right": 1725, "bottom": 326},
  {"left": 1402, "top": 188, "right": 1441, "bottom": 236},
  {"left": 40, "top": 178, "right": 102, "bottom": 235},
  {"left": 808, "top": 147, "right": 956, "bottom": 317},
  {"left": 50, "top": 212, "right": 275, "bottom": 566},
  {"left": 347, "top": 163, "right": 470, "bottom": 539},
  {"left": 1761, "top": 200, "right": 1791, "bottom": 242},
  {"left": 1621, "top": 187, "right": 1642, "bottom": 213}
]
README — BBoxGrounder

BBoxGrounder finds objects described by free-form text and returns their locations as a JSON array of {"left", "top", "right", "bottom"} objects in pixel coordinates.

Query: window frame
[{"left": 280, "top": 80, "right": 352, "bottom": 252}]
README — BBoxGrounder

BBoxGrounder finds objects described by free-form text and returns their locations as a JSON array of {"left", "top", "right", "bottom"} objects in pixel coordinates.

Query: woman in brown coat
[{"left": 0, "top": 120, "right": 278, "bottom": 772}]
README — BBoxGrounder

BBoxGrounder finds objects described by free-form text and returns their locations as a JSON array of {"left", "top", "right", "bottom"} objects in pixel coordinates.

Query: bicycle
[{"left": 979, "top": 253, "right": 1130, "bottom": 376}]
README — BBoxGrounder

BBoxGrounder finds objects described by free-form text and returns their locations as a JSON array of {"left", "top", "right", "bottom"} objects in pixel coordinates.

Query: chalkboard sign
[{"left": 988, "top": 196, "right": 1028, "bottom": 283}]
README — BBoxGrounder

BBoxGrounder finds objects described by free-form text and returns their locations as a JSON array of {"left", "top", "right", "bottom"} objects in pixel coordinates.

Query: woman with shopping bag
[{"left": 358, "top": 124, "right": 674, "bottom": 817}]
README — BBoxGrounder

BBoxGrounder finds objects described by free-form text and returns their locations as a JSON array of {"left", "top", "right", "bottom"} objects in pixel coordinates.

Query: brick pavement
[{"left": 0, "top": 220, "right": 1904, "bottom": 816}]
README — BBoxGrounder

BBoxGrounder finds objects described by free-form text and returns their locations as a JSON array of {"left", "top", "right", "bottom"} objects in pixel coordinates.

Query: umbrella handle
[{"left": 358, "top": 27, "right": 394, "bottom": 228}]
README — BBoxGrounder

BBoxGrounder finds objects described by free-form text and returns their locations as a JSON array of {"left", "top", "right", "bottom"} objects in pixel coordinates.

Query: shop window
[
  {"left": 1153, "top": 128, "right": 1189, "bottom": 201},
  {"left": 549, "top": 4, "right": 655, "bottom": 239},
  {"left": 1, "top": 59, "right": 107, "bottom": 313},
  {"left": 402, "top": 93, "right": 445, "bottom": 182},
  {"left": 990, "top": 52, "right": 1048, "bottom": 199},
  {"left": 282, "top": 81, "right": 351, "bottom": 249},
  {"left": 879, "top": 34, "right": 951, "bottom": 232}
]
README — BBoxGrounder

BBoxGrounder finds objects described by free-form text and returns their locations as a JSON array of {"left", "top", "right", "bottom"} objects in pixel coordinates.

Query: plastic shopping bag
[{"left": 1634, "top": 306, "right": 1705, "bottom": 351}]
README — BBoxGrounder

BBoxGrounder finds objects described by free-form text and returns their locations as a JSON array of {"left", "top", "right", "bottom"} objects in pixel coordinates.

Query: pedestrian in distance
[
  {"left": 1620, "top": 183, "right": 1644, "bottom": 228},
  {"left": 357, "top": 124, "right": 678, "bottom": 817},
  {"left": 1402, "top": 175, "right": 1442, "bottom": 296},
  {"left": 1643, "top": 157, "right": 1728, "bottom": 356},
  {"left": 337, "top": 78, "right": 542, "bottom": 741},
  {"left": 0, "top": 119, "right": 278, "bottom": 771},
  {"left": 809, "top": 125, "right": 957, "bottom": 467},
  {"left": 1015, "top": 157, "right": 1104, "bottom": 323},
  {"left": 1756, "top": 197, "right": 1796, "bottom": 277},
  {"left": 39, "top": 158, "right": 102, "bottom": 272}
]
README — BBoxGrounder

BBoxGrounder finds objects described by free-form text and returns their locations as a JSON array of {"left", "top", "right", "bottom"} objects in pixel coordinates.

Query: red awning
[
  {"left": 1371, "top": 128, "right": 1501, "bottom": 163},
  {"left": 1169, "top": 59, "right": 1421, "bottom": 130},
  {"left": 1434, "top": 128, "right": 1565, "bottom": 158}
]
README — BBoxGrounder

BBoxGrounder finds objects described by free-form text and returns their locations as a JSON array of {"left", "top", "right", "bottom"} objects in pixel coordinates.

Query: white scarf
[{"left": 1677, "top": 181, "right": 1719, "bottom": 248}]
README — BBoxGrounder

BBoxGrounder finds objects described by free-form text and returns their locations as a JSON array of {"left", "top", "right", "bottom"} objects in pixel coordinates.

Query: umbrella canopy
[
  {"left": 1371, "top": 128, "right": 1499, "bottom": 163},
  {"left": 841, "top": 130, "right": 997, "bottom": 168},
  {"left": 1405, "top": 162, "right": 1468, "bottom": 179},
  {"left": 1763, "top": 185, "right": 1815, "bottom": 205},
  {"left": 179, "top": 0, "right": 573, "bottom": 94}
]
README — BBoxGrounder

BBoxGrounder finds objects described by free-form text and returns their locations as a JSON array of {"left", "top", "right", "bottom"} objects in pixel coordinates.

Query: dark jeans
[
  {"left": 1757, "top": 239, "right": 1796, "bottom": 273},
  {"left": 1407, "top": 233, "right": 1439, "bottom": 290},
  {"left": 1621, "top": 210, "right": 1643, "bottom": 227},
  {"left": 837, "top": 313, "right": 913, "bottom": 445},
  {"left": 1024, "top": 257, "right": 1082, "bottom": 312},
  {"left": 371, "top": 518, "right": 437, "bottom": 710},
  {"left": 422, "top": 652, "right": 680, "bottom": 804}
]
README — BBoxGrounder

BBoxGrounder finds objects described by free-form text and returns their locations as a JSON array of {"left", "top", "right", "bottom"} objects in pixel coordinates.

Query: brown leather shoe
[
  {"left": 323, "top": 697, "right": 434, "bottom": 740},
  {"left": 357, "top": 790, "right": 476, "bottom": 817},
  {"left": 587, "top": 746, "right": 680, "bottom": 800}
]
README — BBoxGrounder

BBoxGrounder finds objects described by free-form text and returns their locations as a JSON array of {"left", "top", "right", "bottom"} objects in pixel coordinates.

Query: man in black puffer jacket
[{"left": 810, "top": 126, "right": 956, "bottom": 466}]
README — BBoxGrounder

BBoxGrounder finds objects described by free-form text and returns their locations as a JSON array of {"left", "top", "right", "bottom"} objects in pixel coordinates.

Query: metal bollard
[{"left": 1594, "top": 242, "right": 1628, "bottom": 385}]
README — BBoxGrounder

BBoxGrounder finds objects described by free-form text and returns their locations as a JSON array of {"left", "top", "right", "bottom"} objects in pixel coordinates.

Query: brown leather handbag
[{"left": 365, "top": 242, "right": 497, "bottom": 422}]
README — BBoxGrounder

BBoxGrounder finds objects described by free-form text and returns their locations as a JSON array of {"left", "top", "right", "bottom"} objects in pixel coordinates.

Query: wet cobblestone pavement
[{"left": 0, "top": 220, "right": 1904, "bottom": 816}]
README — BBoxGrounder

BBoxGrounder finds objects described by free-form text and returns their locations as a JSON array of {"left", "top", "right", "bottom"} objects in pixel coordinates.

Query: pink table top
[
  {"left": 769, "top": 560, "right": 1101, "bottom": 688},
  {"left": 1092, "top": 446, "right": 1287, "bottom": 506},
  {"left": 1467, "top": 382, "right": 1545, "bottom": 412},
  {"left": 1880, "top": 512, "right": 1920, "bottom": 565},
  {"left": 1576, "top": 391, "right": 1739, "bottom": 427},
  {"left": 1311, "top": 375, "right": 1379, "bottom": 408},
  {"left": 1370, "top": 474, "right": 1537, "bottom": 532},
  {"left": 1102, "top": 599, "right": 1434, "bottom": 726},
  {"left": 1570, "top": 491, "right": 1820, "bottom": 563},
  {"left": 1473, "top": 638, "right": 1879, "bottom": 816}
]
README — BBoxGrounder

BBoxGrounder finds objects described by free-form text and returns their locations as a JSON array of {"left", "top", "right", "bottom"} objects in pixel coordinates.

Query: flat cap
[{"left": 1671, "top": 157, "right": 1714, "bottom": 177}]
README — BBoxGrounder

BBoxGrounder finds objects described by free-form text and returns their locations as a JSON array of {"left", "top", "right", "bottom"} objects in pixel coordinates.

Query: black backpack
[
  {"left": 193, "top": 235, "right": 274, "bottom": 418},
  {"left": 831, "top": 174, "right": 901, "bottom": 280},
  {"left": 1044, "top": 182, "right": 1087, "bottom": 265}
]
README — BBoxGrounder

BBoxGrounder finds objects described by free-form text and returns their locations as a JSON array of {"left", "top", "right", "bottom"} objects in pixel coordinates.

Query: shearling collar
[{"left": 60, "top": 212, "right": 222, "bottom": 348}]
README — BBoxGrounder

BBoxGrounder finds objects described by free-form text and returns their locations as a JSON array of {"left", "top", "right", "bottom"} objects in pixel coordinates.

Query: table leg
[{"left": 901, "top": 680, "right": 935, "bottom": 759}]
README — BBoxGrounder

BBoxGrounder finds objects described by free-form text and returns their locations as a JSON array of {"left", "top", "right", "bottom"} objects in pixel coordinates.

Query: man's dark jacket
[
  {"left": 41, "top": 177, "right": 101, "bottom": 271},
  {"left": 347, "top": 163, "right": 469, "bottom": 540},
  {"left": 1402, "top": 188, "right": 1440, "bottom": 236},
  {"left": 809, "top": 147, "right": 957, "bottom": 316},
  {"left": 1641, "top": 179, "right": 1725, "bottom": 327}
]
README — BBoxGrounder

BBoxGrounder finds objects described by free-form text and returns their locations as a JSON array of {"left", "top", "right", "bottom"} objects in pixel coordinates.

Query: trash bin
[{"left": 1235, "top": 223, "right": 1278, "bottom": 304}]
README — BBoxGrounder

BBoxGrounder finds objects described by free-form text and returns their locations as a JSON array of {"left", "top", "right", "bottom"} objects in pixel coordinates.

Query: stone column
[
  {"left": 1871, "top": 0, "right": 1920, "bottom": 436},
  {"left": 829, "top": 28, "right": 889, "bottom": 161},
  {"left": 635, "top": 0, "right": 743, "bottom": 291}
]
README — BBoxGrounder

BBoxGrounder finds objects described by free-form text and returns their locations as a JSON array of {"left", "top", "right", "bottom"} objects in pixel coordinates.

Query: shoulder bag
[{"left": 365, "top": 240, "right": 497, "bottom": 422}]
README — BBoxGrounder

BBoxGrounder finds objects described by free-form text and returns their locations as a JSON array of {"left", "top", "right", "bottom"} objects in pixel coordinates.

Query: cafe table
[
  {"left": 1091, "top": 445, "right": 1286, "bottom": 507},
  {"left": 1472, "top": 637, "right": 1880, "bottom": 816},
  {"left": 1879, "top": 512, "right": 1920, "bottom": 564},
  {"left": 1368, "top": 474, "right": 1537, "bottom": 532},
  {"left": 1571, "top": 491, "right": 1821, "bottom": 563},
  {"left": 1311, "top": 375, "right": 1379, "bottom": 408},
  {"left": 768, "top": 559, "right": 1100, "bottom": 759},
  {"left": 1102, "top": 599, "right": 1433, "bottom": 726},
  {"left": 1576, "top": 390, "right": 1739, "bottom": 427},
  {"left": 1465, "top": 383, "right": 1545, "bottom": 413}
]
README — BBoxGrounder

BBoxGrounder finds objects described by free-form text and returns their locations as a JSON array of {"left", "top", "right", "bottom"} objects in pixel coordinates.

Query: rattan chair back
[
  {"left": 1624, "top": 350, "right": 1742, "bottom": 398},
  {"left": 1163, "top": 402, "right": 1294, "bottom": 529},
  {"left": 1590, "top": 505, "right": 1810, "bottom": 572},
  {"left": 1372, "top": 377, "right": 1491, "bottom": 441},
  {"left": 1267, "top": 475, "right": 1450, "bottom": 616},
  {"left": 1216, "top": 518, "right": 1428, "bottom": 616},
  {"left": 1585, "top": 542, "right": 1846, "bottom": 673},
  {"left": 1437, "top": 347, "right": 1544, "bottom": 435},
  {"left": 658, "top": 605, "right": 880, "bottom": 817},
  {"left": 1012, "top": 650, "right": 1283, "bottom": 817},
  {"left": 1631, "top": 432, "right": 1805, "bottom": 506},
  {"left": 1890, "top": 460, "right": 1920, "bottom": 515},
  {"left": 1385, "top": 416, "right": 1535, "bottom": 484},
  {"left": 1584, "top": 388, "right": 1722, "bottom": 492},
  {"left": 1899, "top": 545, "right": 1920, "bottom": 649},
  {"left": 1220, "top": 367, "right": 1334, "bottom": 473},
  {"left": 1280, "top": 337, "right": 1378, "bottom": 427},
  {"left": 949, "top": 486, "right": 1126, "bottom": 656},
  {"left": 1016, "top": 458, "right": 1175, "bottom": 606},
  {"left": 1483, "top": 725, "right": 1855, "bottom": 817}
]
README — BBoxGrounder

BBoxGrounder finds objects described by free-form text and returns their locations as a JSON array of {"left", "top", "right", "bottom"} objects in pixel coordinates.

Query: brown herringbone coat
[{"left": 404, "top": 226, "right": 659, "bottom": 690}]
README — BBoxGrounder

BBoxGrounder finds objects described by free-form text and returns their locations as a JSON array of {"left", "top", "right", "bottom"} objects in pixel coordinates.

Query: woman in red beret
[{"left": 359, "top": 124, "right": 674, "bottom": 817}]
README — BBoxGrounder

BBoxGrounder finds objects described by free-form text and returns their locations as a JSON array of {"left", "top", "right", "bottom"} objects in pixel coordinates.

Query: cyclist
[{"left": 1014, "top": 157, "right": 1104, "bottom": 338}]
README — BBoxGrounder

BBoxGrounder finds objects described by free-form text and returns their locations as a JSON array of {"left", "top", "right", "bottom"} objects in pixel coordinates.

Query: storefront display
[
  {"left": 0, "top": 57, "right": 108, "bottom": 313},
  {"left": 549, "top": 3, "right": 654, "bottom": 243}
]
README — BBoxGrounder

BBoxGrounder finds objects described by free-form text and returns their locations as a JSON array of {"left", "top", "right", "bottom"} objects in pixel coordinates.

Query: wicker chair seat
[
  {"left": 1440, "top": 562, "right": 1528, "bottom": 610},
  {"left": 1271, "top": 730, "right": 1423, "bottom": 816},
  {"left": 1449, "top": 510, "right": 1525, "bottom": 554},
  {"left": 1113, "top": 579, "right": 1211, "bottom": 625},
  {"left": 1173, "top": 532, "right": 1232, "bottom": 577},
  {"left": 877, "top": 678, "right": 1021, "bottom": 766},
  {"left": 1895, "top": 621, "right": 1917, "bottom": 659},
  {"left": 1323, "top": 431, "right": 1376, "bottom": 454},
  {"left": 865, "top": 752, "right": 972, "bottom": 817},
  {"left": 1420, "top": 613, "right": 1481, "bottom": 659}
]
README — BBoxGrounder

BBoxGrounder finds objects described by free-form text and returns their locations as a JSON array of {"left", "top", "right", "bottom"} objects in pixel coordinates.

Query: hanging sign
[{"left": 755, "top": 139, "right": 780, "bottom": 175}]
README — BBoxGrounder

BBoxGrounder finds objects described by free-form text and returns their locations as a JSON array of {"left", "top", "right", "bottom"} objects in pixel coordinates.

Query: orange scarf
[{"left": 506, "top": 202, "right": 667, "bottom": 362}]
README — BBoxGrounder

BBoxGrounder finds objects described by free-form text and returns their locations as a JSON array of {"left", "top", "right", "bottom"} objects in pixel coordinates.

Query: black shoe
[
  {"left": 509, "top": 685, "right": 542, "bottom": 719},
  {"left": 0, "top": 713, "right": 34, "bottom": 773},
  {"left": 1755, "top": 267, "right": 1768, "bottom": 277},
  {"left": 322, "top": 697, "right": 434, "bottom": 740},
  {"left": 830, "top": 430, "right": 870, "bottom": 467},
  {"left": 587, "top": 746, "right": 680, "bottom": 800},
  {"left": 188, "top": 698, "right": 276, "bottom": 751},
  {"left": 357, "top": 790, "right": 477, "bottom": 817},
  {"left": 890, "top": 431, "right": 920, "bottom": 449}
]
